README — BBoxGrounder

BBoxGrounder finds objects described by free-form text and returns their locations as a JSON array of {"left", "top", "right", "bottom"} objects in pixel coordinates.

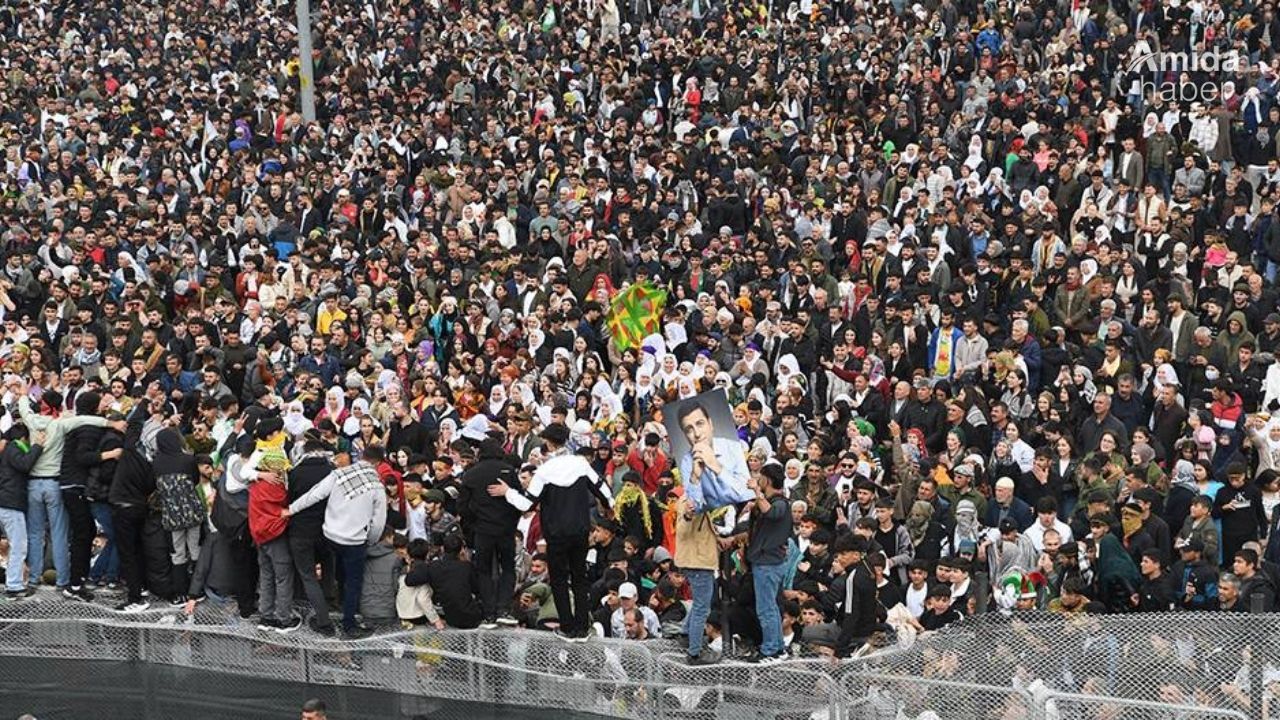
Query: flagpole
[{"left": 296, "top": 0, "right": 317, "bottom": 122}]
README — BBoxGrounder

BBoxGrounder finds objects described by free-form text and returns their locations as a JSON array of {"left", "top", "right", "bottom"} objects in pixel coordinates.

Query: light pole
[{"left": 296, "top": 0, "right": 316, "bottom": 122}]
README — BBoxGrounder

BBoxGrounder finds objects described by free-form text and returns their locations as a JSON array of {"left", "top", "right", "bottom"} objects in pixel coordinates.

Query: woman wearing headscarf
[
  {"left": 648, "top": 354, "right": 676, "bottom": 400},
  {"left": 1089, "top": 526, "right": 1142, "bottom": 612},
  {"left": 614, "top": 471, "right": 664, "bottom": 551},
  {"left": 952, "top": 499, "right": 984, "bottom": 558},
  {"left": 342, "top": 398, "right": 372, "bottom": 438},
  {"left": 314, "top": 386, "right": 348, "bottom": 428},
  {"left": 964, "top": 135, "right": 986, "bottom": 172},
  {"left": 283, "top": 400, "right": 313, "bottom": 440},
  {"left": 484, "top": 384, "right": 509, "bottom": 422}
]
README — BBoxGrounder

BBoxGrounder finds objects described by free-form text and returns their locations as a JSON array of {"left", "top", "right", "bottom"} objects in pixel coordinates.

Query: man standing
[
  {"left": 0, "top": 424, "right": 42, "bottom": 598},
  {"left": 675, "top": 489, "right": 722, "bottom": 664},
  {"left": 458, "top": 439, "right": 522, "bottom": 628},
  {"left": 284, "top": 445, "right": 389, "bottom": 638},
  {"left": 61, "top": 392, "right": 121, "bottom": 600},
  {"left": 491, "top": 423, "right": 612, "bottom": 641},
  {"left": 12, "top": 380, "right": 115, "bottom": 598},
  {"left": 736, "top": 463, "right": 792, "bottom": 663},
  {"left": 286, "top": 438, "right": 338, "bottom": 635}
]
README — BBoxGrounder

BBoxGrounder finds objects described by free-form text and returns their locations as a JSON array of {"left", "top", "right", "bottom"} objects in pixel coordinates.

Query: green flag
[{"left": 607, "top": 282, "right": 667, "bottom": 351}]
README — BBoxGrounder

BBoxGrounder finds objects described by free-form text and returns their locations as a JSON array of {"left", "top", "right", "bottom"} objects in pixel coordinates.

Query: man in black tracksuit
[
  {"left": 492, "top": 423, "right": 613, "bottom": 640},
  {"left": 457, "top": 439, "right": 522, "bottom": 627},
  {"left": 825, "top": 534, "right": 878, "bottom": 657},
  {"left": 61, "top": 392, "right": 116, "bottom": 598},
  {"left": 287, "top": 439, "right": 338, "bottom": 634}
]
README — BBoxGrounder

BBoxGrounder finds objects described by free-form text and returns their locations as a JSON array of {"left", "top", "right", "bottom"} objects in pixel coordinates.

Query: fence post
[
  {"left": 1250, "top": 592, "right": 1265, "bottom": 720},
  {"left": 972, "top": 572, "right": 990, "bottom": 615}
]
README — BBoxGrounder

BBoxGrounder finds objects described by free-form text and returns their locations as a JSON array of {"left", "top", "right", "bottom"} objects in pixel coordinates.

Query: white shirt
[
  {"left": 905, "top": 582, "right": 929, "bottom": 618},
  {"left": 1024, "top": 519, "right": 1074, "bottom": 552}
]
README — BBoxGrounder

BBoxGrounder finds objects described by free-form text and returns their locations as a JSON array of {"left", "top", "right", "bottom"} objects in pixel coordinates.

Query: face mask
[{"left": 1206, "top": 368, "right": 1220, "bottom": 381}]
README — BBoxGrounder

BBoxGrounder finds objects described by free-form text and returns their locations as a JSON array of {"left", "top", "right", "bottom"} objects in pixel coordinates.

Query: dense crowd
[{"left": 4, "top": 0, "right": 1280, "bottom": 671}]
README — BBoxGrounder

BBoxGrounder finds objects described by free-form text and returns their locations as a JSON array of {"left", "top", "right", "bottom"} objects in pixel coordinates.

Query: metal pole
[
  {"left": 295, "top": 0, "right": 316, "bottom": 122},
  {"left": 1250, "top": 592, "right": 1265, "bottom": 720}
]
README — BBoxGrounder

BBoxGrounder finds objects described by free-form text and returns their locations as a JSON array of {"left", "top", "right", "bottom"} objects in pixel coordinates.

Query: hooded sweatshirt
[
  {"left": 1216, "top": 311, "right": 1256, "bottom": 361},
  {"left": 153, "top": 428, "right": 204, "bottom": 531}
]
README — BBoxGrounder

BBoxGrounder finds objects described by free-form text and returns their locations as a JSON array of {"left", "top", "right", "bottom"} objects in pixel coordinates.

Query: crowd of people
[{"left": 3, "top": 0, "right": 1280, "bottom": 673}]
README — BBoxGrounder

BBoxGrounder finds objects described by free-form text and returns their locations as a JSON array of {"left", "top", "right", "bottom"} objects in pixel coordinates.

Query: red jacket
[
  {"left": 626, "top": 448, "right": 670, "bottom": 496},
  {"left": 249, "top": 480, "right": 289, "bottom": 545}
]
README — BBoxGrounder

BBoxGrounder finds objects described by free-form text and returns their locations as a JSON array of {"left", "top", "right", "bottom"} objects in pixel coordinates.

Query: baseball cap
[{"left": 618, "top": 582, "right": 638, "bottom": 599}]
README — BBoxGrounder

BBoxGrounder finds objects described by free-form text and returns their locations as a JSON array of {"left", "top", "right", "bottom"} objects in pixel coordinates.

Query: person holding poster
[{"left": 669, "top": 391, "right": 753, "bottom": 513}]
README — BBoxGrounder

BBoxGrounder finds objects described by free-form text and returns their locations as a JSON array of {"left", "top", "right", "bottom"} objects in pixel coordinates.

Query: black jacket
[
  {"left": 60, "top": 424, "right": 107, "bottom": 491},
  {"left": 824, "top": 562, "right": 878, "bottom": 656},
  {"left": 288, "top": 453, "right": 335, "bottom": 538},
  {"left": 0, "top": 440, "right": 43, "bottom": 511},
  {"left": 88, "top": 427, "right": 125, "bottom": 502},
  {"left": 405, "top": 555, "right": 483, "bottom": 628},
  {"left": 109, "top": 405, "right": 156, "bottom": 507},
  {"left": 457, "top": 454, "right": 521, "bottom": 539}
]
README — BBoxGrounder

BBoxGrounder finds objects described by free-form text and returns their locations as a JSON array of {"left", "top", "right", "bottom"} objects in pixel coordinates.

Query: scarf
[
  {"left": 614, "top": 483, "right": 653, "bottom": 539},
  {"left": 906, "top": 500, "right": 933, "bottom": 545},
  {"left": 74, "top": 346, "right": 102, "bottom": 367},
  {"left": 255, "top": 432, "right": 293, "bottom": 477},
  {"left": 1121, "top": 510, "right": 1143, "bottom": 539}
]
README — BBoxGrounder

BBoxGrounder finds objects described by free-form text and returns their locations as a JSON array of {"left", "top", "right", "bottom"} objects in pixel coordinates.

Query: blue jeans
[
  {"left": 331, "top": 541, "right": 368, "bottom": 631},
  {"left": 752, "top": 562, "right": 787, "bottom": 657},
  {"left": 685, "top": 568, "right": 716, "bottom": 657},
  {"left": 89, "top": 502, "right": 119, "bottom": 583},
  {"left": 26, "top": 479, "right": 69, "bottom": 587},
  {"left": 0, "top": 507, "right": 27, "bottom": 591}
]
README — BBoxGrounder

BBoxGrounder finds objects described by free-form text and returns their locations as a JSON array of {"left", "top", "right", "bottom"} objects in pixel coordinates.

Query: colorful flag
[{"left": 607, "top": 282, "right": 667, "bottom": 351}]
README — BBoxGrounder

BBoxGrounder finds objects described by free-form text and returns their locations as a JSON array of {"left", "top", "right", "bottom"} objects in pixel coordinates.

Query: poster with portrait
[{"left": 662, "top": 388, "right": 753, "bottom": 512}]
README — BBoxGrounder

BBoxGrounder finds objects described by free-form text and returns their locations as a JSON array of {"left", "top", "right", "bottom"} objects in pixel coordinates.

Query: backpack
[{"left": 156, "top": 472, "right": 205, "bottom": 531}]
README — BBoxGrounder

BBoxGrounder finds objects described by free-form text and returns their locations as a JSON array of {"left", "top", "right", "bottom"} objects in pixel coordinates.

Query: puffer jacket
[{"left": 360, "top": 541, "right": 402, "bottom": 622}]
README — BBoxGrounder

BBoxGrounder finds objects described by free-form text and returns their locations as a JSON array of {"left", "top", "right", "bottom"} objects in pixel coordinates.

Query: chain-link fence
[
  {"left": 841, "top": 611, "right": 1261, "bottom": 720},
  {"left": 0, "top": 591, "right": 849, "bottom": 720},
  {"left": 1, "top": 594, "right": 1269, "bottom": 720}
]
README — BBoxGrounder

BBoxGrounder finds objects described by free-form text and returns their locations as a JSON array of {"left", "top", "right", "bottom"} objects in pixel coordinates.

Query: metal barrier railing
[
  {"left": 0, "top": 600, "right": 849, "bottom": 720},
  {"left": 0, "top": 597, "right": 1264, "bottom": 719}
]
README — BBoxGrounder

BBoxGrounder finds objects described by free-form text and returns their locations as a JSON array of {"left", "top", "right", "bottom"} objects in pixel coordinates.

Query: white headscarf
[
  {"left": 488, "top": 384, "right": 508, "bottom": 417},
  {"left": 343, "top": 398, "right": 370, "bottom": 436},
  {"left": 775, "top": 354, "right": 801, "bottom": 392},
  {"left": 284, "top": 400, "right": 313, "bottom": 438},
  {"left": 965, "top": 135, "right": 985, "bottom": 170}
]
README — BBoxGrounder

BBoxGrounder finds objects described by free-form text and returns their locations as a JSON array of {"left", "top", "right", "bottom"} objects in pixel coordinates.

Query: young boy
[
  {"left": 396, "top": 539, "right": 443, "bottom": 629},
  {"left": 247, "top": 418, "right": 298, "bottom": 633},
  {"left": 361, "top": 528, "right": 404, "bottom": 626},
  {"left": 915, "top": 586, "right": 962, "bottom": 632}
]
